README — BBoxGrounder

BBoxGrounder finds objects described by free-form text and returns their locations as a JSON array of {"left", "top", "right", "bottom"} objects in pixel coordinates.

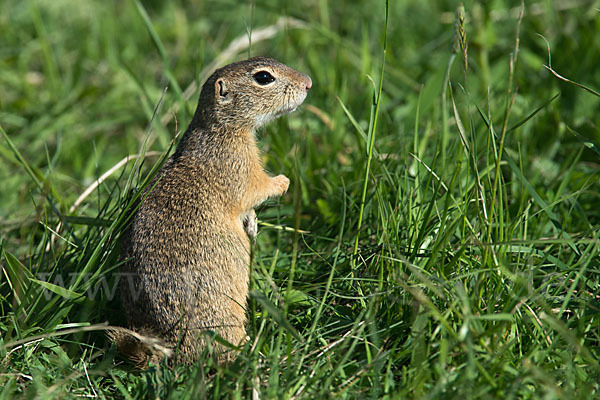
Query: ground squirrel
[{"left": 114, "top": 57, "right": 311, "bottom": 366}]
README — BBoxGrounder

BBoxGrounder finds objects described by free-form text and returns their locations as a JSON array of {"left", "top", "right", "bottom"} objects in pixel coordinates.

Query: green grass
[{"left": 2, "top": 0, "right": 600, "bottom": 398}]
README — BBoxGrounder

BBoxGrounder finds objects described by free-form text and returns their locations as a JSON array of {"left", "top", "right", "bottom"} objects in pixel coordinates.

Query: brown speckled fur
[{"left": 116, "top": 57, "right": 311, "bottom": 366}]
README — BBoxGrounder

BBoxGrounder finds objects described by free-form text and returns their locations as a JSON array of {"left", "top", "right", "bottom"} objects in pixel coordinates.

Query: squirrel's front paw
[
  {"left": 272, "top": 175, "right": 290, "bottom": 196},
  {"left": 243, "top": 209, "right": 258, "bottom": 243}
]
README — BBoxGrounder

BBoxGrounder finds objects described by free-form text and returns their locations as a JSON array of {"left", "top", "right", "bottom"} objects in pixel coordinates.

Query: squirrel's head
[{"left": 195, "top": 57, "right": 312, "bottom": 132}]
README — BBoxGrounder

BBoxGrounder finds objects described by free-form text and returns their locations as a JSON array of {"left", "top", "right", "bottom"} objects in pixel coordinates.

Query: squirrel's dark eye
[{"left": 253, "top": 71, "right": 276, "bottom": 85}]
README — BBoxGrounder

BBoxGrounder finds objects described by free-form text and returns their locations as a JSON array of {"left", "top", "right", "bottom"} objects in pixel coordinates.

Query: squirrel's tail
[{"left": 107, "top": 327, "right": 173, "bottom": 368}]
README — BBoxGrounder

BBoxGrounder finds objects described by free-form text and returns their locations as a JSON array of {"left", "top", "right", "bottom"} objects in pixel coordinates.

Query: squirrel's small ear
[{"left": 215, "top": 78, "right": 232, "bottom": 103}]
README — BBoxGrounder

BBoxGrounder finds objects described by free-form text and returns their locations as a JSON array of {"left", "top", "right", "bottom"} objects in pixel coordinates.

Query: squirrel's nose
[{"left": 305, "top": 76, "right": 312, "bottom": 91}]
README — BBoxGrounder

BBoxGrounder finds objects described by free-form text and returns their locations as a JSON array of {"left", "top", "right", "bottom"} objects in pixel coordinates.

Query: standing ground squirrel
[{"left": 115, "top": 57, "right": 311, "bottom": 365}]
